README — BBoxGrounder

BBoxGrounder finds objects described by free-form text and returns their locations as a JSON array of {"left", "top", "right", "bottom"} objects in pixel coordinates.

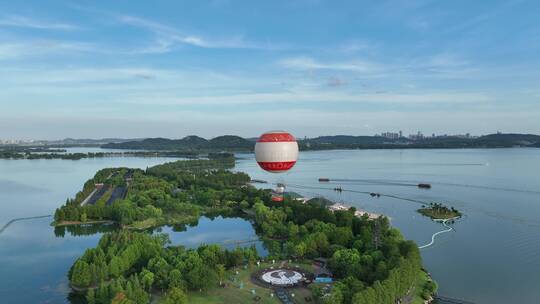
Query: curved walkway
[
  {"left": 0, "top": 215, "right": 52, "bottom": 235},
  {"left": 418, "top": 218, "right": 457, "bottom": 249}
]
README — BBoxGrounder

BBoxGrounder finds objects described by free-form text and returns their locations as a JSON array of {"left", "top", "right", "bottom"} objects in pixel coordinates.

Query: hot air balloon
[
  {"left": 254, "top": 131, "right": 299, "bottom": 202},
  {"left": 275, "top": 183, "right": 286, "bottom": 194},
  {"left": 271, "top": 183, "right": 286, "bottom": 202}
]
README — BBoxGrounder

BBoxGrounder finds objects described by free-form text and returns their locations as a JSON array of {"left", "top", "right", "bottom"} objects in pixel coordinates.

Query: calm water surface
[
  {"left": 155, "top": 216, "right": 267, "bottom": 255},
  {"left": 235, "top": 148, "right": 540, "bottom": 304},
  {"left": 1, "top": 149, "right": 539, "bottom": 304}
]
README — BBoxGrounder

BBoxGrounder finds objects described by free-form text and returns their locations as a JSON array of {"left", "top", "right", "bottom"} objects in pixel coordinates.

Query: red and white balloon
[{"left": 255, "top": 131, "right": 299, "bottom": 173}]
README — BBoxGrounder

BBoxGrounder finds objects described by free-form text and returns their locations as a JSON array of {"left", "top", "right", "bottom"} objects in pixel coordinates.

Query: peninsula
[{"left": 56, "top": 158, "right": 436, "bottom": 304}]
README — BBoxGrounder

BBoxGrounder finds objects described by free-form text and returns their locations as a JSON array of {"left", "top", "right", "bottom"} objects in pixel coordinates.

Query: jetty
[
  {"left": 0, "top": 215, "right": 52, "bottom": 235},
  {"left": 328, "top": 203, "right": 381, "bottom": 220}
]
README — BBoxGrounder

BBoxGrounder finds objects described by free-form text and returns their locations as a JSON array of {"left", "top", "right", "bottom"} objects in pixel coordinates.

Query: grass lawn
[
  {"left": 287, "top": 286, "right": 314, "bottom": 304},
  {"left": 187, "top": 260, "right": 316, "bottom": 304},
  {"left": 188, "top": 265, "right": 279, "bottom": 304}
]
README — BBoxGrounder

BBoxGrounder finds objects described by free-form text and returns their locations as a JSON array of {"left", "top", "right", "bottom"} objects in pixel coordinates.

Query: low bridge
[
  {"left": 0, "top": 215, "right": 52, "bottom": 235},
  {"left": 435, "top": 295, "right": 475, "bottom": 304},
  {"left": 221, "top": 237, "right": 259, "bottom": 246}
]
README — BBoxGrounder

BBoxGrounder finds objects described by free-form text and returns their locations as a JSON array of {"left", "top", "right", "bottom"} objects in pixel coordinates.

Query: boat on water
[
  {"left": 319, "top": 178, "right": 330, "bottom": 182},
  {"left": 418, "top": 183, "right": 432, "bottom": 189}
]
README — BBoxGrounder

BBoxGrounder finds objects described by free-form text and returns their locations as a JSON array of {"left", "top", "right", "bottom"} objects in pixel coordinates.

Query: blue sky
[{"left": 1, "top": 0, "right": 539, "bottom": 139}]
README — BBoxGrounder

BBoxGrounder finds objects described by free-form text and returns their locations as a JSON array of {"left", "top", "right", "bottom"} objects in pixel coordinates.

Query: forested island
[
  {"left": 418, "top": 203, "right": 462, "bottom": 220},
  {"left": 0, "top": 148, "right": 226, "bottom": 160},
  {"left": 54, "top": 158, "right": 436, "bottom": 304}
]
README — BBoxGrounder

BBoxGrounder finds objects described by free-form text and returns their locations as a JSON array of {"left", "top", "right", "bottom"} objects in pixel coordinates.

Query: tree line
[
  {"left": 62, "top": 158, "right": 427, "bottom": 303},
  {"left": 70, "top": 230, "right": 259, "bottom": 304}
]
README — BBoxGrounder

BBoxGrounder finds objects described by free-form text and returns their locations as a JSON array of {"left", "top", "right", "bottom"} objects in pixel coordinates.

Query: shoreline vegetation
[
  {"left": 418, "top": 203, "right": 462, "bottom": 220},
  {"left": 54, "top": 157, "right": 436, "bottom": 304},
  {"left": 0, "top": 150, "right": 231, "bottom": 160},
  {"left": 1, "top": 133, "right": 539, "bottom": 161},
  {"left": 54, "top": 219, "right": 115, "bottom": 227}
]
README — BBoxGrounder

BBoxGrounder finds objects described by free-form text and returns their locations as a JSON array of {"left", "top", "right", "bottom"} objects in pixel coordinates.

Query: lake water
[
  {"left": 154, "top": 216, "right": 267, "bottom": 255},
  {"left": 235, "top": 149, "right": 540, "bottom": 304},
  {"left": 0, "top": 155, "right": 267, "bottom": 303},
  {"left": 1, "top": 149, "right": 539, "bottom": 303}
]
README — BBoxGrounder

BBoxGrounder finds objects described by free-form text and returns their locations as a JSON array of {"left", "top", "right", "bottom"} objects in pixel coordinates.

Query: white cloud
[
  {"left": 279, "top": 56, "right": 381, "bottom": 72},
  {"left": 0, "top": 40, "right": 96, "bottom": 60},
  {"left": 0, "top": 62, "right": 493, "bottom": 109},
  {"left": 118, "top": 15, "right": 263, "bottom": 51},
  {"left": 0, "top": 15, "right": 79, "bottom": 30},
  {"left": 278, "top": 52, "right": 492, "bottom": 81}
]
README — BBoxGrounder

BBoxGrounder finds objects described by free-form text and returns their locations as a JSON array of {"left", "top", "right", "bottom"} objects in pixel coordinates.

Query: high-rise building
[{"left": 381, "top": 132, "right": 399, "bottom": 140}]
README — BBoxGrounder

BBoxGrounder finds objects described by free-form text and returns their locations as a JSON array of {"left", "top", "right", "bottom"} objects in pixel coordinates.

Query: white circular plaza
[{"left": 261, "top": 269, "right": 304, "bottom": 286}]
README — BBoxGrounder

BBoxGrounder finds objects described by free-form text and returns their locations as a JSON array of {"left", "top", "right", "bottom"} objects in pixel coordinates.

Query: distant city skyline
[
  {"left": 0, "top": 130, "right": 519, "bottom": 144},
  {"left": 0, "top": 130, "right": 514, "bottom": 142},
  {"left": 1, "top": 1, "right": 540, "bottom": 139}
]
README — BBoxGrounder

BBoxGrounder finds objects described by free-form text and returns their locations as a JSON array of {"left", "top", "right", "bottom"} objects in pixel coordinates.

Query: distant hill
[
  {"left": 306, "top": 135, "right": 388, "bottom": 145},
  {"left": 475, "top": 133, "right": 540, "bottom": 147},
  {"left": 208, "top": 135, "right": 253, "bottom": 149},
  {"left": 102, "top": 135, "right": 253, "bottom": 151},
  {"left": 34, "top": 138, "right": 142, "bottom": 146},
  {"left": 102, "top": 138, "right": 186, "bottom": 150},
  {"left": 301, "top": 133, "right": 540, "bottom": 149},
  {"left": 101, "top": 133, "right": 540, "bottom": 151},
  {"left": 60, "top": 138, "right": 140, "bottom": 144},
  {"left": 178, "top": 135, "right": 209, "bottom": 149}
]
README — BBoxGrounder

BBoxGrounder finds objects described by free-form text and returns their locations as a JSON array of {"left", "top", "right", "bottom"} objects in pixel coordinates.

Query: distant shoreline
[
  {"left": 1, "top": 144, "right": 538, "bottom": 161},
  {"left": 3, "top": 132, "right": 538, "bottom": 152},
  {"left": 100, "top": 132, "right": 540, "bottom": 151}
]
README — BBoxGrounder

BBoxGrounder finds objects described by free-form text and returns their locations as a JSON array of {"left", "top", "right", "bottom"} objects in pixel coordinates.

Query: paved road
[{"left": 275, "top": 288, "right": 294, "bottom": 304}]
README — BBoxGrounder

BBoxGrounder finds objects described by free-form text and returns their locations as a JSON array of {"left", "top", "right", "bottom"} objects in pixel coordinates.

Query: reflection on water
[
  {"left": 0, "top": 155, "right": 187, "bottom": 304},
  {"left": 54, "top": 222, "right": 120, "bottom": 237},
  {"left": 151, "top": 216, "right": 268, "bottom": 255},
  {"left": 236, "top": 148, "right": 540, "bottom": 304},
  {"left": 1, "top": 148, "right": 540, "bottom": 304}
]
